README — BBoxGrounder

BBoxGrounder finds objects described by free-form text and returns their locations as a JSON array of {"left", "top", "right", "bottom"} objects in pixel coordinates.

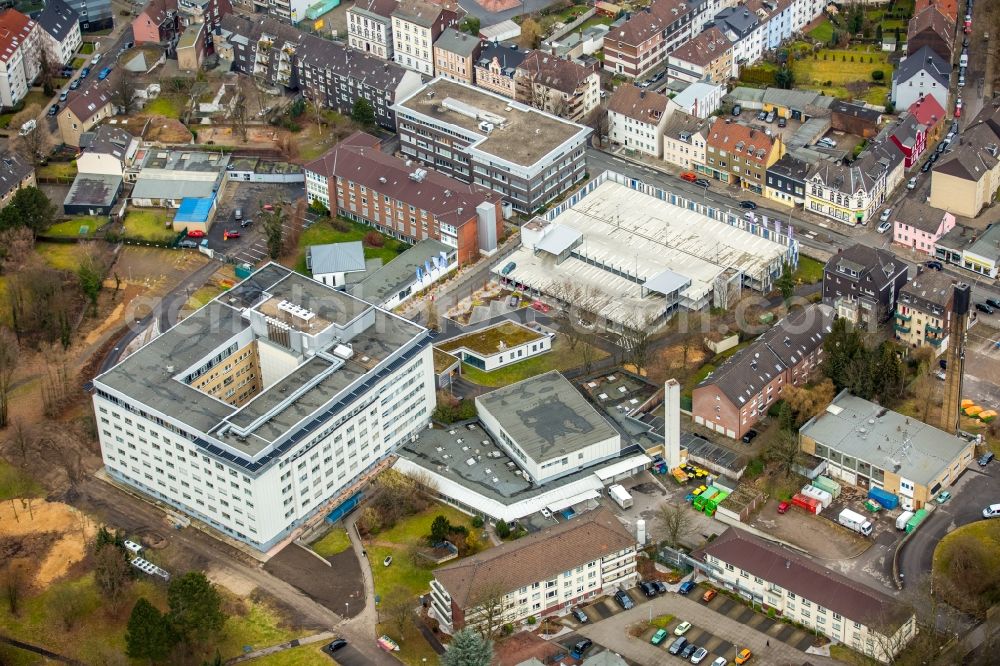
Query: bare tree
[
  {"left": 12, "top": 123, "right": 53, "bottom": 166},
  {"left": 657, "top": 502, "right": 692, "bottom": 549},
  {"left": 585, "top": 104, "right": 610, "bottom": 145},
  {"left": 0, "top": 328, "right": 18, "bottom": 428},
  {"left": 4, "top": 419, "right": 32, "bottom": 465},
  {"left": 231, "top": 89, "right": 249, "bottom": 143},
  {"left": 111, "top": 72, "right": 137, "bottom": 113},
  {"left": 763, "top": 428, "right": 800, "bottom": 478},
  {"left": 468, "top": 583, "right": 509, "bottom": 642},
  {"left": 33, "top": 47, "right": 59, "bottom": 97},
  {"left": 382, "top": 593, "right": 413, "bottom": 640},
  {"left": 1, "top": 564, "right": 26, "bottom": 616},
  {"left": 52, "top": 584, "right": 88, "bottom": 630},
  {"left": 617, "top": 310, "right": 657, "bottom": 376},
  {"left": 94, "top": 543, "right": 133, "bottom": 613},
  {"left": 425, "top": 299, "right": 440, "bottom": 332}
]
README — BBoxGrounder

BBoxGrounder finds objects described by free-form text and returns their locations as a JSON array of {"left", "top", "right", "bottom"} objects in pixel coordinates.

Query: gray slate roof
[
  {"left": 894, "top": 46, "right": 950, "bottom": 88},
  {"left": 351, "top": 239, "right": 452, "bottom": 305},
  {"left": 307, "top": 241, "right": 366, "bottom": 276},
  {"left": 0, "top": 152, "right": 33, "bottom": 199},
  {"left": 64, "top": 173, "right": 121, "bottom": 207},
  {"left": 434, "top": 27, "right": 479, "bottom": 57},
  {"left": 36, "top": 0, "right": 78, "bottom": 42}
]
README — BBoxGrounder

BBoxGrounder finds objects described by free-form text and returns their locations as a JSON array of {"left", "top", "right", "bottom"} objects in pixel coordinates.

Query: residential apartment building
[
  {"left": 695, "top": 528, "right": 917, "bottom": 663},
  {"left": 894, "top": 269, "right": 954, "bottom": 354},
  {"left": 662, "top": 110, "right": 708, "bottom": 170},
  {"left": 822, "top": 244, "right": 909, "bottom": 328},
  {"left": 268, "top": 0, "right": 310, "bottom": 24},
  {"left": 693, "top": 304, "right": 834, "bottom": 440},
  {"left": 92, "top": 264, "right": 436, "bottom": 551},
  {"left": 347, "top": 0, "right": 397, "bottom": 60},
  {"left": 880, "top": 113, "right": 927, "bottom": 170},
  {"left": 907, "top": 94, "right": 946, "bottom": 143},
  {"left": 132, "top": 0, "right": 177, "bottom": 49},
  {"left": 750, "top": 0, "right": 795, "bottom": 50},
  {"left": 666, "top": 26, "right": 734, "bottom": 84},
  {"left": 607, "top": 84, "right": 675, "bottom": 158},
  {"left": 800, "top": 390, "right": 974, "bottom": 511},
  {"left": 433, "top": 27, "right": 480, "bottom": 84},
  {"left": 474, "top": 41, "right": 531, "bottom": 98},
  {"left": 907, "top": 4, "right": 955, "bottom": 63},
  {"left": 764, "top": 153, "right": 810, "bottom": 206},
  {"left": 515, "top": 51, "right": 600, "bottom": 122},
  {"left": 219, "top": 14, "right": 422, "bottom": 130},
  {"left": 36, "top": 0, "right": 82, "bottom": 67},
  {"left": 429, "top": 507, "right": 636, "bottom": 634},
  {"left": 65, "top": 0, "right": 112, "bottom": 31},
  {"left": 393, "top": 78, "right": 591, "bottom": 213},
  {"left": 0, "top": 9, "right": 41, "bottom": 109},
  {"left": 0, "top": 151, "right": 36, "bottom": 208},
  {"left": 892, "top": 199, "right": 955, "bottom": 255},
  {"left": 715, "top": 5, "right": 765, "bottom": 69},
  {"left": 57, "top": 74, "right": 116, "bottom": 146},
  {"left": 303, "top": 131, "right": 503, "bottom": 264},
  {"left": 703, "top": 118, "right": 784, "bottom": 194},
  {"left": 805, "top": 144, "right": 901, "bottom": 225},
  {"left": 391, "top": 0, "right": 459, "bottom": 76},
  {"left": 174, "top": 0, "right": 233, "bottom": 58},
  {"left": 603, "top": 0, "right": 693, "bottom": 78},
  {"left": 891, "top": 46, "right": 951, "bottom": 112},
  {"left": 929, "top": 110, "right": 1000, "bottom": 218}
]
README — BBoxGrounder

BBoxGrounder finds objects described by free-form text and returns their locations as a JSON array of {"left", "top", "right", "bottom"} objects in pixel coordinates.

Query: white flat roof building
[{"left": 92, "top": 264, "right": 436, "bottom": 551}]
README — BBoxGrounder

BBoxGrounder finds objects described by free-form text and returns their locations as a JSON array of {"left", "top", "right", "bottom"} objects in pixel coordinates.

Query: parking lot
[{"left": 209, "top": 181, "right": 306, "bottom": 265}]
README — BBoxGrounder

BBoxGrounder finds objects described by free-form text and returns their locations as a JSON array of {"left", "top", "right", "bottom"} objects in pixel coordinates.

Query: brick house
[
  {"left": 603, "top": 0, "right": 693, "bottom": 78},
  {"left": 692, "top": 304, "right": 834, "bottom": 440},
  {"left": 703, "top": 118, "right": 785, "bottom": 194}
]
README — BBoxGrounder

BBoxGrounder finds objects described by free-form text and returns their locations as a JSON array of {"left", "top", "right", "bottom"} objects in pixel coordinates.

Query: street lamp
[{"left": 344, "top": 601, "right": 349, "bottom": 617}]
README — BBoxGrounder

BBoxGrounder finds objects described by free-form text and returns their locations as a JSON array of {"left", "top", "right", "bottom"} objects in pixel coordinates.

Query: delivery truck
[
  {"left": 608, "top": 484, "right": 633, "bottom": 509},
  {"left": 838, "top": 508, "right": 874, "bottom": 536},
  {"left": 895, "top": 511, "right": 915, "bottom": 530}
]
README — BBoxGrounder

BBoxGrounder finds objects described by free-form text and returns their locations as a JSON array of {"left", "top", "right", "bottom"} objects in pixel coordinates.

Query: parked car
[
  {"left": 975, "top": 302, "right": 995, "bottom": 315},
  {"left": 765, "top": 110, "right": 776, "bottom": 123},
  {"left": 757, "top": 110, "right": 767, "bottom": 121},
  {"left": 907, "top": 176, "right": 918, "bottom": 190},
  {"left": 91, "top": 53, "right": 102, "bottom": 64},
  {"left": 877, "top": 220, "right": 892, "bottom": 234},
  {"left": 711, "top": 658, "right": 728, "bottom": 666},
  {"left": 98, "top": 66, "right": 112, "bottom": 80},
  {"left": 739, "top": 200, "right": 757, "bottom": 210},
  {"left": 678, "top": 581, "right": 696, "bottom": 595},
  {"left": 879, "top": 208, "right": 893, "bottom": 223},
  {"left": 47, "top": 104, "right": 59, "bottom": 116},
  {"left": 639, "top": 581, "right": 658, "bottom": 597},
  {"left": 613, "top": 590, "right": 634, "bottom": 610},
  {"left": 983, "top": 504, "right": 1000, "bottom": 518},
  {"left": 778, "top": 116, "right": 787, "bottom": 128},
  {"left": 508, "top": 295, "right": 518, "bottom": 307},
  {"left": 694, "top": 178, "right": 710, "bottom": 188},
  {"left": 240, "top": 218, "right": 253, "bottom": 228},
  {"left": 732, "top": 104, "right": 742, "bottom": 116},
  {"left": 669, "top": 637, "right": 689, "bottom": 655},
  {"left": 570, "top": 639, "right": 592, "bottom": 659},
  {"left": 935, "top": 491, "right": 952, "bottom": 504},
  {"left": 531, "top": 300, "right": 550, "bottom": 313},
  {"left": 500, "top": 261, "right": 516, "bottom": 276},
  {"left": 571, "top": 608, "right": 588, "bottom": 623},
  {"left": 702, "top": 588, "right": 717, "bottom": 602},
  {"left": 735, "top": 648, "right": 753, "bottom": 664},
  {"left": 59, "top": 91, "right": 68, "bottom": 102},
  {"left": 680, "top": 171, "right": 698, "bottom": 182},
  {"left": 955, "top": 98, "right": 963, "bottom": 118},
  {"left": 80, "top": 66, "right": 90, "bottom": 78},
  {"left": 681, "top": 643, "right": 698, "bottom": 659},
  {"left": 691, "top": 647, "right": 710, "bottom": 664},
  {"left": 653, "top": 581, "right": 668, "bottom": 594},
  {"left": 178, "top": 239, "right": 198, "bottom": 249},
  {"left": 651, "top": 629, "right": 669, "bottom": 645},
  {"left": 741, "top": 429, "right": 758, "bottom": 443},
  {"left": 921, "top": 160, "right": 933, "bottom": 173},
  {"left": 674, "top": 621, "right": 692, "bottom": 636},
  {"left": 69, "top": 78, "right": 80, "bottom": 90},
  {"left": 986, "top": 298, "right": 1000, "bottom": 309},
  {"left": 326, "top": 638, "right": 347, "bottom": 652},
  {"left": 777, "top": 501, "right": 790, "bottom": 514},
  {"left": 979, "top": 452, "right": 995, "bottom": 466},
  {"left": 383, "top": 555, "right": 393, "bottom": 566},
  {"left": 186, "top": 229, "right": 206, "bottom": 238},
  {"left": 925, "top": 260, "right": 943, "bottom": 270}
]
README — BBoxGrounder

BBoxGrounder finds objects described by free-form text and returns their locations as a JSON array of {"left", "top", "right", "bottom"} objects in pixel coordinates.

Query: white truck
[
  {"left": 895, "top": 511, "right": 915, "bottom": 530},
  {"left": 838, "top": 508, "right": 873, "bottom": 536},
  {"left": 608, "top": 484, "right": 633, "bottom": 509}
]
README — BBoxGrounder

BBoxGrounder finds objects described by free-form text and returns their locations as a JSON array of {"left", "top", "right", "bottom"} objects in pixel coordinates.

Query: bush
[
  {"left": 471, "top": 516, "right": 484, "bottom": 528},
  {"left": 526, "top": 615, "right": 537, "bottom": 625},
  {"left": 363, "top": 231, "right": 384, "bottom": 247},
  {"left": 332, "top": 217, "right": 351, "bottom": 232},
  {"left": 495, "top": 520, "right": 511, "bottom": 539},
  {"left": 502, "top": 623, "right": 514, "bottom": 636},
  {"left": 871, "top": 70, "right": 885, "bottom": 81}
]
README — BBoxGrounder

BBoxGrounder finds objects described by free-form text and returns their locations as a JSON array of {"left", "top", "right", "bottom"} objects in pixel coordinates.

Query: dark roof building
[
  {"left": 823, "top": 244, "right": 910, "bottom": 327},
  {"left": 830, "top": 100, "right": 882, "bottom": 138},
  {"left": 63, "top": 173, "right": 122, "bottom": 215},
  {"left": 765, "top": 153, "right": 812, "bottom": 204},
  {"left": 36, "top": 0, "right": 80, "bottom": 43},
  {"left": 0, "top": 151, "right": 35, "bottom": 207},
  {"left": 906, "top": 4, "right": 956, "bottom": 62}
]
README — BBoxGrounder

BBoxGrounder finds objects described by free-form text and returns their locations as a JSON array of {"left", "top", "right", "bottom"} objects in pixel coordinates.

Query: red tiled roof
[
  {"left": 914, "top": 0, "right": 958, "bottom": 22},
  {"left": 0, "top": 9, "right": 35, "bottom": 65},
  {"left": 706, "top": 118, "right": 776, "bottom": 164},
  {"left": 669, "top": 26, "right": 731, "bottom": 67},
  {"left": 907, "top": 94, "right": 946, "bottom": 128}
]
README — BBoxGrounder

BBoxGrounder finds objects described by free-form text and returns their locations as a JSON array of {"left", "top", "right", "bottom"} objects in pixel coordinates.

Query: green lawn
[
  {"left": 807, "top": 19, "right": 834, "bottom": 43},
  {"left": 216, "top": 600, "right": 305, "bottom": 659},
  {"left": 79, "top": 43, "right": 94, "bottom": 54},
  {"left": 186, "top": 284, "right": 228, "bottom": 310},
  {"left": 793, "top": 255, "right": 825, "bottom": 285},
  {"left": 577, "top": 15, "right": 613, "bottom": 31},
  {"left": 932, "top": 519, "right": 1000, "bottom": 610},
  {"left": 46, "top": 217, "right": 102, "bottom": 237},
  {"left": 458, "top": 336, "right": 608, "bottom": 388},
  {"left": 378, "top": 619, "right": 440, "bottom": 666},
  {"left": 124, "top": 209, "right": 176, "bottom": 242},
  {"left": 36, "top": 242, "right": 86, "bottom": 271},
  {"left": 310, "top": 526, "right": 352, "bottom": 557},
  {"left": 37, "top": 162, "right": 78, "bottom": 182},
  {"left": 650, "top": 614, "right": 676, "bottom": 629},
  {"left": 144, "top": 96, "right": 183, "bottom": 119},
  {"left": 0, "top": 459, "right": 43, "bottom": 501},
  {"left": 250, "top": 643, "right": 336, "bottom": 666},
  {"left": 792, "top": 49, "right": 892, "bottom": 91},
  {"left": 295, "top": 217, "right": 409, "bottom": 273},
  {"left": 71, "top": 57, "right": 86, "bottom": 69},
  {"left": 22, "top": 90, "right": 51, "bottom": 110}
]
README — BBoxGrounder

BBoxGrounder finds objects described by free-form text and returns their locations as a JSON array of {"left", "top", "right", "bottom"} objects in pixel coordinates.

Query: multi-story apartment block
[
  {"left": 0, "top": 151, "right": 36, "bottom": 208},
  {"left": 703, "top": 118, "right": 784, "bottom": 194},
  {"left": 822, "top": 244, "right": 909, "bottom": 328},
  {"left": 433, "top": 27, "right": 480, "bottom": 84},
  {"left": 667, "top": 26, "right": 734, "bottom": 83},
  {"left": 393, "top": 78, "right": 590, "bottom": 213},
  {"left": 91, "top": 264, "right": 436, "bottom": 550},
  {"left": 36, "top": 0, "right": 82, "bottom": 67},
  {"left": 891, "top": 46, "right": 950, "bottom": 113},
  {"left": 715, "top": 5, "right": 765, "bottom": 69},
  {"left": 57, "top": 74, "right": 116, "bottom": 146},
  {"left": 805, "top": 143, "right": 903, "bottom": 225},
  {"left": 662, "top": 110, "right": 709, "bottom": 169},
  {"left": 219, "top": 14, "right": 421, "bottom": 130},
  {"left": 391, "top": 0, "right": 458, "bottom": 76},
  {"left": 695, "top": 528, "right": 917, "bottom": 663},
  {"left": 607, "top": 84, "right": 676, "bottom": 158},
  {"left": 907, "top": 3, "right": 955, "bottom": 63},
  {"left": 268, "top": 0, "right": 310, "bottom": 24},
  {"left": 175, "top": 0, "right": 232, "bottom": 57},
  {"left": 693, "top": 304, "right": 833, "bottom": 440},
  {"left": 764, "top": 153, "right": 810, "bottom": 206},
  {"left": 429, "top": 507, "right": 636, "bottom": 634},
  {"left": 929, "top": 108, "right": 1000, "bottom": 219},
  {"left": 132, "top": 0, "right": 178, "bottom": 50},
  {"left": 603, "top": 0, "right": 693, "bottom": 78},
  {"left": 750, "top": 0, "right": 794, "bottom": 50},
  {"left": 688, "top": 0, "right": 734, "bottom": 35},
  {"left": 514, "top": 51, "right": 600, "bottom": 122},
  {"left": 474, "top": 40, "right": 531, "bottom": 98},
  {"left": 65, "top": 0, "right": 112, "bottom": 32},
  {"left": 304, "top": 131, "right": 503, "bottom": 264},
  {"left": 894, "top": 268, "right": 954, "bottom": 354},
  {"left": 347, "top": 0, "right": 397, "bottom": 60},
  {"left": 0, "top": 9, "right": 41, "bottom": 109}
]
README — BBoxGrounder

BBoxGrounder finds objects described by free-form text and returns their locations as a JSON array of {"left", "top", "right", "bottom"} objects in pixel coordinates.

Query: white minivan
[{"left": 983, "top": 504, "right": 1000, "bottom": 519}]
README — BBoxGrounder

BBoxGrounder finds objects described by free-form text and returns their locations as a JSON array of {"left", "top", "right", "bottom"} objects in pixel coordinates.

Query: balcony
[
  {"left": 893, "top": 324, "right": 910, "bottom": 334},
  {"left": 925, "top": 324, "right": 943, "bottom": 334},
  {"left": 927, "top": 336, "right": 943, "bottom": 347},
  {"left": 896, "top": 312, "right": 911, "bottom": 322}
]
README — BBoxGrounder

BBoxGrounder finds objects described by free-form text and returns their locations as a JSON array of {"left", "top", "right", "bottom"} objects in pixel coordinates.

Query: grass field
[
  {"left": 124, "top": 209, "right": 176, "bottom": 242},
  {"left": 793, "top": 255, "right": 825, "bottom": 285},
  {"left": 251, "top": 643, "right": 336, "bottom": 666},
  {"left": 79, "top": 43, "right": 94, "bottom": 54},
  {"left": 310, "top": 526, "right": 352, "bottom": 557},
  {"left": 932, "top": 519, "right": 1000, "bottom": 612},
  {"left": 71, "top": 57, "right": 86, "bottom": 69},
  {"left": 792, "top": 49, "right": 892, "bottom": 87},
  {"left": 144, "top": 96, "right": 183, "bottom": 119},
  {"left": 459, "top": 336, "right": 608, "bottom": 388},
  {"left": 0, "top": 459, "right": 43, "bottom": 501},
  {"left": 37, "top": 162, "right": 77, "bottom": 182},
  {"left": 45, "top": 217, "right": 102, "bottom": 237},
  {"left": 186, "top": 284, "right": 228, "bottom": 310},
  {"left": 808, "top": 20, "right": 834, "bottom": 43},
  {"left": 294, "top": 217, "right": 408, "bottom": 272},
  {"left": 36, "top": 242, "right": 87, "bottom": 271}
]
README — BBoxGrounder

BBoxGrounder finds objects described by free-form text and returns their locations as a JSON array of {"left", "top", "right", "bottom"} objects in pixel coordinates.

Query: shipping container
[
  {"left": 905, "top": 508, "right": 929, "bottom": 533},
  {"left": 868, "top": 487, "right": 899, "bottom": 510},
  {"left": 792, "top": 493, "right": 821, "bottom": 514},
  {"left": 801, "top": 485, "right": 833, "bottom": 509},
  {"left": 812, "top": 476, "right": 841, "bottom": 499}
]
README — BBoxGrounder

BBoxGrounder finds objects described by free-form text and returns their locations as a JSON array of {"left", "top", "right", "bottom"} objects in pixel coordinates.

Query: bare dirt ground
[
  {"left": 195, "top": 125, "right": 291, "bottom": 149},
  {"left": 0, "top": 499, "right": 98, "bottom": 588},
  {"left": 144, "top": 116, "right": 194, "bottom": 143}
]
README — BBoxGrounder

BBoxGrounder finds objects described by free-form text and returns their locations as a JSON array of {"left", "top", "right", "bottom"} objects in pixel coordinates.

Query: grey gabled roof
[
  {"left": 893, "top": 46, "right": 950, "bottom": 88},
  {"left": 307, "top": 241, "right": 366, "bottom": 276},
  {"left": 825, "top": 243, "right": 908, "bottom": 291},
  {"left": 434, "top": 27, "right": 479, "bottom": 57},
  {"left": 350, "top": 239, "right": 452, "bottom": 304},
  {"left": 36, "top": 0, "right": 78, "bottom": 43},
  {"left": 0, "top": 151, "right": 34, "bottom": 199}
]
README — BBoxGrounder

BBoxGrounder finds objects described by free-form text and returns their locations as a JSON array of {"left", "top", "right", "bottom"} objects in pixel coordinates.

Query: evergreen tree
[
  {"left": 126, "top": 597, "right": 178, "bottom": 663},
  {"left": 776, "top": 262, "right": 795, "bottom": 303},
  {"left": 778, "top": 400, "right": 794, "bottom": 432},
  {"left": 351, "top": 98, "right": 376, "bottom": 126},
  {"left": 167, "top": 572, "right": 225, "bottom": 645},
  {"left": 441, "top": 628, "right": 493, "bottom": 666}
]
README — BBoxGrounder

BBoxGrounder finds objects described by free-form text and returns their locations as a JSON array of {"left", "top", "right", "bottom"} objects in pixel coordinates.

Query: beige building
[
  {"left": 666, "top": 25, "right": 734, "bottom": 84},
  {"left": 514, "top": 52, "right": 600, "bottom": 122},
  {"left": 894, "top": 269, "right": 953, "bottom": 355},
  {"left": 662, "top": 111, "right": 708, "bottom": 170},
  {"left": 929, "top": 145, "right": 1000, "bottom": 219},
  {"left": 0, "top": 151, "right": 36, "bottom": 208},
  {"left": 799, "top": 391, "right": 975, "bottom": 510},
  {"left": 57, "top": 76, "right": 116, "bottom": 147},
  {"left": 391, "top": 0, "right": 458, "bottom": 76},
  {"left": 433, "top": 27, "right": 480, "bottom": 84},
  {"left": 607, "top": 84, "right": 676, "bottom": 158},
  {"left": 474, "top": 41, "right": 530, "bottom": 98}
]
